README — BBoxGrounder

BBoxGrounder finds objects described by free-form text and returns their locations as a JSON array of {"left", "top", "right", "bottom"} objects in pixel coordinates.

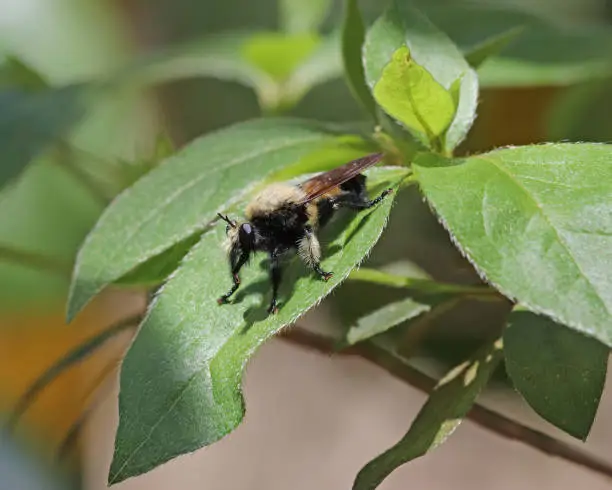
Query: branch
[{"left": 280, "top": 325, "right": 612, "bottom": 481}]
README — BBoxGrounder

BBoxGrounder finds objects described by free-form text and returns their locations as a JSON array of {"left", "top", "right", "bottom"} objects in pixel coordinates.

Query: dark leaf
[{"left": 504, "top": 309, "right": 608, "bottom": 440}]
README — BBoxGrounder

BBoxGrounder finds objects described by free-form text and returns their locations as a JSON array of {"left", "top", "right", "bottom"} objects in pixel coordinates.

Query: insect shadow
[{"left": 232, "top": 257, "right": 302, "bottom": 332}]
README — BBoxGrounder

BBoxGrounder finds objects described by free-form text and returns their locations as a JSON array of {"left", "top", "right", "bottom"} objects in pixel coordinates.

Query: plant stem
[
  {"left": 3, "top": 314, "right": 140, "bottom": 434},
  {"left": 56, "top": 354, "right": 125, "bottom": 461},
  {"left": 53, "top": 141, "right": 110, "bottom": 206},
  {"left": 0, "top": 243, "right": 72, "bottom": 279},
  {"left": 280, "top": 325, "right": 612, "bottom": 482},
  {"left": 349, "top": 267, "right": 501, "bottom": 298}
]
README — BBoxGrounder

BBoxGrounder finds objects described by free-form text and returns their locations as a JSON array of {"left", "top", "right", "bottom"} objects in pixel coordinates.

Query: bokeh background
[{"left": 1, "top": 0, "right": 612, "bottom": 489}]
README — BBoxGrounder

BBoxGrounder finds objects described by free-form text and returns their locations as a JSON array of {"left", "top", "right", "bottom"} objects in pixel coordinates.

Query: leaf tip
[{"left": 65, "top": 277, "right": 99, "bottom": 324}]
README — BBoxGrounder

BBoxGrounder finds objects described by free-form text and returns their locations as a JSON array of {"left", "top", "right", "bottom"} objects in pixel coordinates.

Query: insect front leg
[
  {"left": 268, "top": 250, "right": 283, "bottom": 314},
  {"left": 217, "top": 251, "right": 249, "bottom": 305},
  {"left": 298, "top": 227, "right": 333, "bottom": 282}
]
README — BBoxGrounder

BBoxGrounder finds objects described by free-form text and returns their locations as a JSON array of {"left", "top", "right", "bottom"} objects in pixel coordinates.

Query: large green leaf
[
  {"left": 342, "top": 0, "right": 376, "bottom": 118},
  {"left": 413, "top": 143, "right": 612, "bottom": 346},
  {"left": 504, "top": 309, "right": 608, "bottom": 440},
  {"left": 108, "top": 167, "right": 406, "bottom": 484},
  {"left": 364, "top": 0, "right": 478, "bottom": 152},
  {"left": 67, "top": 119, "right": 370, "bottom": 321},
  {"left": 353, "top": 338, "right": 503, "bottom": 490},
  {"left": 0, "top": 85, "right": 86, "bottom": 187},
  {"left": 420, "top": 3, "right": 612, "bottom": 87}
]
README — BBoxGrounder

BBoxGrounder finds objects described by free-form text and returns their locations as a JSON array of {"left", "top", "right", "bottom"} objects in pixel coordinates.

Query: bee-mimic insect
[{"left": 217, "top": 152, "right": 393, "bottom": 314}]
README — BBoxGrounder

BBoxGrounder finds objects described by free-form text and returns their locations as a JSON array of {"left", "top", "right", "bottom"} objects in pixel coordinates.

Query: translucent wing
[{"left": 299, "top": 153, "right": 383, "bottom": 203}]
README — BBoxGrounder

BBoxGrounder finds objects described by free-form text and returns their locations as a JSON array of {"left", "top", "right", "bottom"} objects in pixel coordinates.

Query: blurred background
[{"left": 1, "top": 0, "right": 612, "bottom": 489}]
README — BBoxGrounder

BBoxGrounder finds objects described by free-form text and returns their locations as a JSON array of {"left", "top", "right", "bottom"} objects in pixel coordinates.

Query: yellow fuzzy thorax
[{"left": 245, "top": 183, "right": 306, "bottom": 219}]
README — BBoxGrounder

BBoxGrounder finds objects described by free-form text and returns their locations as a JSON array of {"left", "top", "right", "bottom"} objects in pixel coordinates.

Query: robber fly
[{"left": 217, "top": 152, "right": 392, "bottom": 314}]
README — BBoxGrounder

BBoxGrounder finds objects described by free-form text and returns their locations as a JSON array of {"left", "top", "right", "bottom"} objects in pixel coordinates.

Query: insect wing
[{"left": 299, "top": 152, "right": 383, "bottom": 203}]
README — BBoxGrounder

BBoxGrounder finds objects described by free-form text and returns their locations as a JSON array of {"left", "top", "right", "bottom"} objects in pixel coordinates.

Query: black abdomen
[{"left": 317, "top": 173, "right": 368, "bottom": 228}]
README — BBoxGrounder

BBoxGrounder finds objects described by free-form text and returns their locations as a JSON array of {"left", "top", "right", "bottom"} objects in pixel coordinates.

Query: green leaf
[
  {"left": 413, "top": 143, "right": 612, "bottom": 347},
  {"left": 342, "top": 0, "right": 376, "bottom": 118},
  {"left": 353, "top": 338, "right": 503, "bottom": 490},
  {"left": 346, "top": 296, "right": 430, "bottom": 345},
  {"left": 267, "top": 134, "right": 377, "bottom": 182},
  {"left": 504, "top": 309, "right": 608, "bottom": 440},
  {"left": 373, "top": 46, "right": 455, "bottom": 149},
  {"left": 364, "top": 0, "right": 478, "bottom": 153},
  {"left": 0, "top": 85, "right": 86, "bottom": 188},
  {"left": 114, "top": 234, "right": 201, "bottom": 287},
  {"left": 67, "top": 119, "right": 370, "bottom": 322},
  {"left": 421, "top": 3, "right": 612, "bottom": 87},
  {"left": 279, "top": 0, "right": 330, "bottom": 34},
  {"left": 464, "top": 26, "right": 524, "bottom": 69},
  {"left": 0, "top": 56, "right": 48, "bottom": 91},
  {"left": 108, "top": 167, "right": 407, "bottom": 484},
  {"left": 241, "top": 32, "right": 321, "bottom": 82}
]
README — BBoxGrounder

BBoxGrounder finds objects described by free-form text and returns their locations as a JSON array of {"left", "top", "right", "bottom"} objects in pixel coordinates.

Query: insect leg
[
  {"left": 217, "top": 252, "right": 249, "bottom": 304},
  {"left": 333, "top": 188, "right": 393, "bottom": 210},
  {"left": 298, "top": 227, "right": 333, "bottom": 282},
  {"left": 268, "top": 250, "right": 283, "bottom": 314}
]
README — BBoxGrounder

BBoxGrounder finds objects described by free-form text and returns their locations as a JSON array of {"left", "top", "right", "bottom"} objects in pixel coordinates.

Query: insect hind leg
[
  {"left": 333, "top": 187, "right": 392, "bottom": 211},
  {"left": 298, "top": 228, "right": 333, "bottom": 281}
]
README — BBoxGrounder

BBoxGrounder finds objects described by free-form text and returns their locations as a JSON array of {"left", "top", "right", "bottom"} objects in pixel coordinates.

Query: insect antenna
[{"left": 217, "top": 213, "right": 237, "bottom": 228}]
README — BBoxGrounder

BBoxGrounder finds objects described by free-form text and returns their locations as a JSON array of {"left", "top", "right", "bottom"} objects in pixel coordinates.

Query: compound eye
[
  {"left": 238, "top": 223, "right": 254, "bottom": 248},
  {"left": 225, "top": 225, "right": 231, "bottom": 235}
]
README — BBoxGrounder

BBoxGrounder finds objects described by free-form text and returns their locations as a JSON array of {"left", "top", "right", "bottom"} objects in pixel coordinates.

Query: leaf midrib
[
  {"left": 110, "top": 369, "right": 200, "bottom": 483},
  {"left": 476, "top": 154, "right": 612, "bottom": 321}
]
